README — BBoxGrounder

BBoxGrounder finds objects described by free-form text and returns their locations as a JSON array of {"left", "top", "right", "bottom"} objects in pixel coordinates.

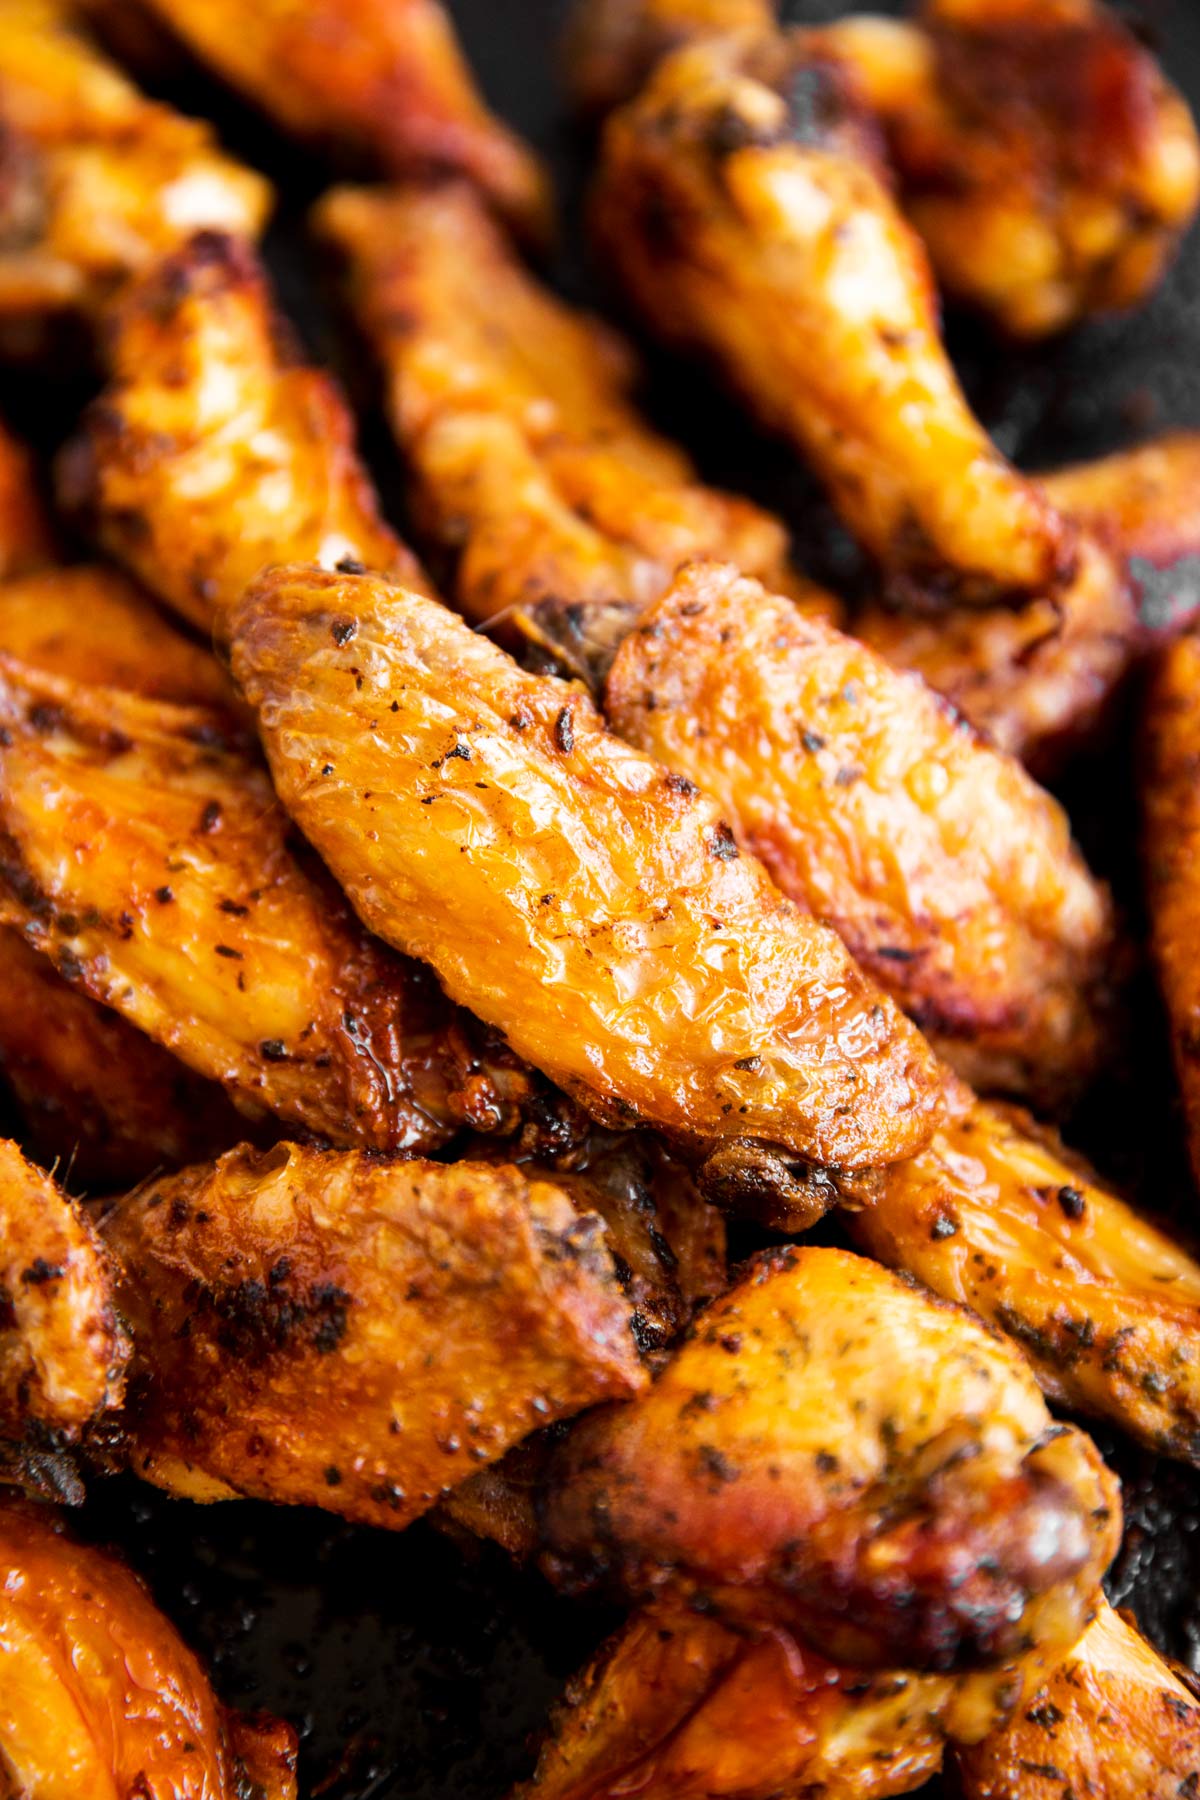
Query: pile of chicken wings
[{"left": 2, "top": 0, "right": 1200, "bottom": 1795}]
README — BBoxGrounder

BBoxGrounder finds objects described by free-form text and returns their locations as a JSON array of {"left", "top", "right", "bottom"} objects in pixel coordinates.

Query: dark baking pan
[{"left": 11, "top": 3, "right": 1200, "bottom": 1797}]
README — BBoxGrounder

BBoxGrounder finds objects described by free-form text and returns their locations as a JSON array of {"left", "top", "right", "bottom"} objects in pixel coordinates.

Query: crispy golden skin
[
  {"left": 100, "top": 1141, "right": 647, "bottom": 1527},
  {"left": 0, "top": 1499, "right": 297, "bottom": 1800},
  {"left": 566, "top": 0, "right": 773, "bottom": 115},
  {"left": 607, "top": 561, "right": 1115, "bottom": 1107},
  {"left": 315, "top": 181, "right": 834, "bottom": 688},
  {"left": 0, "top": 927, "right": 244, "bottom": 1191},
  {"left": 850, "top": 1093, "right": 1200, "bottom": 1466},
  {"left": 229, "top": 564, "right": 945, "bottom": 1197},
  {"left": 540, "top": 1245, "right": 1120, "bottom": 1672},
  {"left": 0, "top": 1138, "right": 125, "bottom": 1439},
  {"left": 820, "top": 1, "right": 1200, "bottom": 341},
  {"left": 0, "top": 656, "right": 553, "bottom": 1155},
  {"left": 134, "top": 0, "right": 549, "bottom": 239},
  {"left": 0, "top": 0, "right": 269, "bottom": 334},
  {"left": 1144, "top": 632, "right": 1200, "bottom": 1192},
  {"left": 59, "top": 230, "right": 428, "bottom": 636},
  {"left": 593, "top": 32, "right": 1073, "bottom": 610},
  {"left": 955, "top": 1601, "right": 1200, "bottom": 1799}
]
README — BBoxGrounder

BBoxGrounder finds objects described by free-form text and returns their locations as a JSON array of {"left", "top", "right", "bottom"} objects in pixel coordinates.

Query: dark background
[{"left": 18, "top": 3, "right": 1200, "bottom": 1796}]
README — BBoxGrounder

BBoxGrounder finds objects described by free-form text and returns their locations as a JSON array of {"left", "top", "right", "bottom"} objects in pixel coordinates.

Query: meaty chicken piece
[
  {"left": 0, "top": 1498, "right": 297, "bottom": 1799},
  {"left": 607, "top": 560, "right": 1116, "bottom": 1108},
  {"left": 849, "top": 1092, "right": 1200, "bottom": 1466},
  {"left": 229, "top": 564, "right": 945, "bottom": 1204},
  {"left": 98, "top": 1141, "right": 646, "bottom": 1526},
  {"left": 592, "top": 31, "right": 1073, "bottom": 611},
  {"left": 0, "top": 0, "right": 269, "bottom": 337},
  {"left": 820, "top": 0, "right": 1200, "bottom": 341},
  {"left": 0, "top": 1138, "right": 125, "bottom": 1440},
  {"left": 1144, "top": 632, "right": 1200, "bottom": 1194},
  {"left": 131, "top": 0, "right": 549, "bottom": 240},
  {"left": 0, "top": 656, "right": 553, "bottom": 1156},
  {"left": 59, "top": 231, "right": 428, "bottom": 635},
  {"left": 955, "top": 1601, "right": 1200, "bottom": 1799},
  {"left": 315, "top": 180, "right": 834, "bottom": 688},
  {"left": 540, "top": 1244, "right": 1118, "bottom": 1671}
]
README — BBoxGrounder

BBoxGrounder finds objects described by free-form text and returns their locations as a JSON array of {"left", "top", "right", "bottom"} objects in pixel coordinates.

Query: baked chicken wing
[
  {"left": 0, "top": 655, "right": 555, "bottom": 1155},
  {"left": 955, "top": 1600, "right": 1200, "bottom": 1799},
  {"left": 821, "top": 0, "right": 1200, "bottom": 341},
  {"left": 0, "top": 1138, "right": 125, "bottom": 1441},
  {"left": 0, "top": 0, "right": 269, "bottom": 336},
  {"left": 850, "top": 1093, "right": 1200, "bottom": 1466},
  {"left": 132, "top": 0, "right": 550, "bottom": 240},
  {"left": 99, "top": 1141, "right": 646, "bottom": 1526},
  {"left": 0, "top": 1498, "right": 297, "bottom": 1799},
  {"left": 606, "top": 560, "right": 1116, "bottom": 1107},
  {"left": 59, "top": 230, "right": 428, "bottom": 635},
  {"left": 229, "top": 564, "right": 946, "bottom": 1204},
  {"left": 592, "top": 30, "right": 1073, "bottom": 611},
  {"left": 315, "top": 180, "right": 833, "bottom": 689},
  {"left": 540, "top": 1244, "right": 1118, "bottom": 1670}
]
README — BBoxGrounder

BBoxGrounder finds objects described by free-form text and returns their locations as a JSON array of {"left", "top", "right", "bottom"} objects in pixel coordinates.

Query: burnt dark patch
[{"left": 197, "top": 1277, "right": 352, "bottom": 1363}]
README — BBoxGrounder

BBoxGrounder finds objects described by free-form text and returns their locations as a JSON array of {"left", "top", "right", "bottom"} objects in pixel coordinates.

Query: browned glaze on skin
[
  {"left": 0, "top": 1138, "right": 125, "bottom": 1439},
  {"left": 99, "top": 1142, "right": 647, "bottom": 1528},
  {"left": 565, "top": 0, "right": 773, "bottom": 116},
  {"left": 229, "top": 564, "right": 946, "bottom": 1195},
  {"left": 955, "top": 1600, "right": 1200, "bottom": 1798},
  {"left": 607, "top": 560, "right": 1116, "bottom": 1108},
  {"left": 315, "top": 180, "right": 836, "bottom": 689},
  {"left": 1144, "top": 631, "right": 1200, "bottom": 1194},
  {"left": 592, "top": 30, "right": 1074, "bottom": 610},
  {"left": 0, "top": 0, "right": 269, "bottom": 337},
  {"left": 848, "top": 1092, "right": 1200, "bottom": 1467},
  {"left": 58, "top": 231, "right": 429, "bottom": 635},
  {"left": 0, "top": 655, "right": 557, "bottom": 1155},
  {"left": 540, "top": 1245, "right": 1120, "bottom": 1672},
  {"left": 821, "top": 0, "right": 1200, "bottom": 341},
  {"left": 130, "top": 0, "right": 550, "bottom": 239},
  {"left": 0, "top": 1498, "right": 298, "bottom": 1799}
]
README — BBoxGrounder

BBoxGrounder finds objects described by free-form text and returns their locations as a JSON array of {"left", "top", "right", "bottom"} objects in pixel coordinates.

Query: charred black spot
[
  {"left": 259, "top": 1039, "right": 288, "bottom": 1062},
  {"left": 664, "top": 772, "right": 698, "bottom": 796},
  {"left": 1057, "top": 1185, "right": 1086, "bottom": 1220},
  {"left": 335, "top": 558, "right": 366, "bottom": 576},
  {"left": 697, "top": 1444, "right": 739, "bottom": 1483},
  {"left": 20, "top": 1258, "right": 63, "bottom": 1286},
  {"left": 330, "top": 616, "right": 358, "bottom": 646},
  {"left": 554, "top": 707, "right": 575, "bottom": 754},
  {"left": 198, "top": 801, "right": 222, "bottom": 834},
  {"left": 930, "top": 1213, "right": 959, "bottom": 1241},
  {"left": 155, "top": 885, "right": 174, "bottom": 905},
  {"left": 800, "top": 731, "right": 826, "bottom": 753},
  {"left": 219, "top": 898, "right": 250, "bottom": 917},
  {"left": 708, "top": 823, "right": 740, "bottom": 861}
]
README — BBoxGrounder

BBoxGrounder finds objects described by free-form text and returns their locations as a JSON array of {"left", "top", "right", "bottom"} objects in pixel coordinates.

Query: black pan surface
[{"left": 10, "top": 4, "right": 1200, "bottom": 1796}]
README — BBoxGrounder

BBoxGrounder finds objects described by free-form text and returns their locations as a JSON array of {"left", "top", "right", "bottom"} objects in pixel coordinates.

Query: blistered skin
[
  {"left": 955, "top": 1601, "right": 1200, "bottom": 1799},
  {"left": 607, "top": 561, "right": 1115, "bottom": 1107},
  {"left": 0, "top": 1500, "right": 298, "bottom": 1800},
  {"left": 59, "top": 231, "right": 428, "bottom": 636},
  {"left": 101, "top": 1142, "right": 647, "bottom": 1527},
  {"left": 849, "top": 1094, "right": 1200, "bottom": 1467},
  {"left": 316, "top": 182, "right": 833, "bottom": 689},
  {"left": 540, "top": 1245, "right": 1120, "bottom": 1672},
  {"left": 0, "top": 657, "right": 548, "bottom": 1156},
  {"left": 1144, "top": 633, "right": 1200, "bottom": 1193},
  {"left": 819, "top": 1, "right": 1200, "bottom": 341},
  {"left": 230, "top": 565, "right": 945, "bottom": 1191},
  {"left": 0, "top": 1139, "right": 125, "bottom": 1438},
  {"left": 566, "top": 0, "right": 773, "bottom": 115},
  {"left": 134, "top": 0, "right": 549, "bottom": 239},
  {"left": 593, "top": 34, "right": 1073, "bottom": 610},
  {"left": 0, "top": 0, "right": 269, "bottom": 333}
]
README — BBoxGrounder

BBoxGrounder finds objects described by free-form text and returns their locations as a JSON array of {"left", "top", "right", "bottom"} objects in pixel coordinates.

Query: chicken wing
[
  {"left": 955, "top": 1600, "right": 1200, "bottom": 1799},
  {"left": 849, "top": 1093, "right": 1200, "bottom": 1466},
  {"left": 0, "top": 655, "right": 556, "bottom": 1155},
  {"left": 58, "top": 230, "right": 428, "bottom": 635},
  {"left": 0, "top": 1498, "right": 297, "bottom": 1799},
  {"left": 229, "top": 564, "right": 946, "bottom": 1204},
  {"left": 0, "top": 0, "right": 269, "bottom": 336},
  {"left": 0, "top": 1138, "right": 125, "bottom": 1440},
  {"left": 820, "top": 0, "right": 1200, "bottom": 341},
  {"left": 606, "top": 560, "right": 1116, "bottom": 1107},
  {"left": 592, "top": 31, "right": 1073, "bottom": 610},
  {"left": 131, "top": 0, "right": 549, "bottom": 240},
  {"left": 99, "top": 1141, "right": 646, "bottom": 1526},
  {"left": 541, "top": 1244, "right": 1119, "bottom": 1672},
  {"left": 315, "top": 181, "right": 834, "bottom": 689},
  {"left": 1143, "top": 632, "right": 1200, "bottom": 1193}
]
